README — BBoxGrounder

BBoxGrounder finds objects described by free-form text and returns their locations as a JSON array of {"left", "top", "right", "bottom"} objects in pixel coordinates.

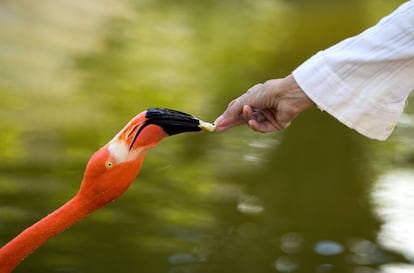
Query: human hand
[{"left": 214, "top": 75, "right": 315, "bottom": 132}]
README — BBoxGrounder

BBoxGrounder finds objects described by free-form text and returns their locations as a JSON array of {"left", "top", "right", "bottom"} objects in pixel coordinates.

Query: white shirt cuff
[{"left": 292, "top": 52, "right": 403, "bottom": 141}]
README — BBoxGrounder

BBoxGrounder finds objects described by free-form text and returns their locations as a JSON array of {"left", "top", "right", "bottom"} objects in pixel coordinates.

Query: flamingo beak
[
  {"left": 111, "top": 108, "right": 215, "bottom": 156},
  {"left": 145, "top": 108, "right": 203, "bottom": 135}
]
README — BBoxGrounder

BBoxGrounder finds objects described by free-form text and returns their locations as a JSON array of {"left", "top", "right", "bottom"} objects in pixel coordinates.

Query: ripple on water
[{"left": 314, "top": 240, "right": 344, "bottom": 256}]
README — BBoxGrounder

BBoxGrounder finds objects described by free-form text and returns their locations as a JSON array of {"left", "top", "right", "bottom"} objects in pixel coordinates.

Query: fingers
[
  {"left": 214, "top": 99, "right": 244, "bottom": 131},
  {"left": 214, "top": 95, "right": 249, "bottom": 132},
  {"left": 242, "top": 104, "right": 254, "bottom": 121},
  {"left": 215, "top": 75, "right": 314, "bottom": 134},
  {"left": 215, "top": 100, "right": 292, "bottom": 133},
  {"left": 215, "top": 100, "right": 294, "bottom": 133},
  {"left": 215, "top": 76, "right": 310, "bottom": 132},
  {"left": 244, "top": 105, "right": 295, "bottom": 132},
  {"left": 240, "top": 106, "right": 279, "bottom": 132},
  {"left": 215, "top": 83, "right": 269, "bottom": 132},
  {"left": 214, "top": 114, "right": 244, "bottom": 132}
]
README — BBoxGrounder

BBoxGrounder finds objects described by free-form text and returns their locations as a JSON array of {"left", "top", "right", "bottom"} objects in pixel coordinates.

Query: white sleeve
[{"left": 292, "top": 1, "right": 414, "bottom": 141}]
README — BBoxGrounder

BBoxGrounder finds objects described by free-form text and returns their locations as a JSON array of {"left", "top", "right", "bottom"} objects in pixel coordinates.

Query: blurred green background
[{"left": 1, "top": 0, "right": 414, "bottom": 272}]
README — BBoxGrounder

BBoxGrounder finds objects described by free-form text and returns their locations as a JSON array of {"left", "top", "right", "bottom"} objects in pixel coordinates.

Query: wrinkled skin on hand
[{"left": 214, "top": 75, "right": 315, "bottom": 132}]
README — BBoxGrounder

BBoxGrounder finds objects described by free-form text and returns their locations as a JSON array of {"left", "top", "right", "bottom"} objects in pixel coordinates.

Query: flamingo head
[{"left": 79, "top": 108, "right": 205, "bottom": 206}]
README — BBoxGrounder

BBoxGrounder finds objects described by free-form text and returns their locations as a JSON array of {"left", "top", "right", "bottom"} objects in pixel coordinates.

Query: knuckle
[
  {"left": 264, "top": 79, "right": 276, "bottom": 85},
  {"left": 247, "top": 83, "right": 263, "bottom": 94}
]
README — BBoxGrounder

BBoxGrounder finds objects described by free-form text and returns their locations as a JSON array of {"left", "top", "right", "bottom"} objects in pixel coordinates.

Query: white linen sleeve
[{"left": 292, "top": 1, "right": 414, "bottom": 141}]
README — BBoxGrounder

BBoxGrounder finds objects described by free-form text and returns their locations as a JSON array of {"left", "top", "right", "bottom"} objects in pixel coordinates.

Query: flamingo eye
[{"left": 105, "top": 160, "right": 114, "bottom": 169}]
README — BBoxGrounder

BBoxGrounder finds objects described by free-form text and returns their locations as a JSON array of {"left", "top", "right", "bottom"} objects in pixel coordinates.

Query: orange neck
[{"left": 0, "top": 193, "right": 100, "bottom": 273}]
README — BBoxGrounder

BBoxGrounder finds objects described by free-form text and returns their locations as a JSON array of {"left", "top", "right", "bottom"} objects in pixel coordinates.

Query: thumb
[
  {"left": 214, "top": 114, "right": 245, "bottom": 132},
  {"left": 214, "top": 99, "right": 246, "bottom": 131}
]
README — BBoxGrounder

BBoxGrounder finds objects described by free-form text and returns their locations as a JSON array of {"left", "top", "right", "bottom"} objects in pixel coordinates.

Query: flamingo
[{"left": 0, "top": 108, "right": 214, "bottom": 273}]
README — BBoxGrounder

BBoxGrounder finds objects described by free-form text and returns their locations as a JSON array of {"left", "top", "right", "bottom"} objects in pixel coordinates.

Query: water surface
[{"left": 0, "top": 1, "right": 412, "bottom": 273}]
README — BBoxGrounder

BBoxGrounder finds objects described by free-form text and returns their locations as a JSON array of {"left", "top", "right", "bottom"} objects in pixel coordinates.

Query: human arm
[
  {"left": 215, "top": 1, "right": 414, "bottom": 140},
  {"left": 293, "top": 0, "right": 414, "bottom": 140}
]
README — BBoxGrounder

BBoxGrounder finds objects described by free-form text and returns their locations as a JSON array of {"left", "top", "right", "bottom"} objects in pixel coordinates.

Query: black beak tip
[{"left": 145, "top": 108, "right": 202, "bottom": 136}]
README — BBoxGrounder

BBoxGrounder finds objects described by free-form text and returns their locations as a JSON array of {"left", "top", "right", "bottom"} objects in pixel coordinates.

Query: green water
[{"left": 1, "top": 0, "right": 413, "bottom": 272}]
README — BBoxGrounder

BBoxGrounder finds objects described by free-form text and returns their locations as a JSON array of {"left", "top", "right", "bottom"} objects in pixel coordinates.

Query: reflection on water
[
  {"left": 0, "top": 0, "right": 412, "bottom": 273},
  {"left": 314, "top": 241, "right": 344, "bottom": 256},
  {"left": 373, "top": 170, "right": 414, "bottom": 273}
]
